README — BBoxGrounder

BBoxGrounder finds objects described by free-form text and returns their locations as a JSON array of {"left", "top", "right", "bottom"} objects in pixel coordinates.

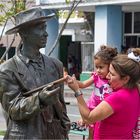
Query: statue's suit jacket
[{"left": 0, "top": 54, "right": 70, "bottom": 139}]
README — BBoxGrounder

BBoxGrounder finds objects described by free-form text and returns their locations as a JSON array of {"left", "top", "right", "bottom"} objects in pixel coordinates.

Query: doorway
[{"left": 59, "top": 35, "right": 82, "bottom": 80}]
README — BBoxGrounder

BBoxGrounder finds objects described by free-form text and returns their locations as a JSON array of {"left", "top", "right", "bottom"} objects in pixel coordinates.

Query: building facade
[
  {"left": 37, "top": 0, "right": 140, "bottom": 80},
  {"left": 1, "top": 0, "right": 140, "bottom": 80}
]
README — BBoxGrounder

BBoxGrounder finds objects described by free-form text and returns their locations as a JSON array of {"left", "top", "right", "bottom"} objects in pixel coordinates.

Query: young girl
[{"left": 77, "top": 45, "right": 118, "bottom": 140}]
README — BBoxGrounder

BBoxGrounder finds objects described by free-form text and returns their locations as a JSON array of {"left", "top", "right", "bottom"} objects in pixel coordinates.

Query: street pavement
[
  {"left": 0, "top": 85, "right": 93, "bottom": 139},
  {"left": 0, "top": 105, "right": 6, "bottom": 131},
  {"left": 64, "top": 84, "right": 93, "bottom": 105}
]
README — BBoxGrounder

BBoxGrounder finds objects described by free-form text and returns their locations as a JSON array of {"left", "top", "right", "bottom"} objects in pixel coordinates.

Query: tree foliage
[
  {"left": 0, "top": 2, "right": 13, "bottom": 25},
  {"left": 0, "top": 0, "right": 83, "bottom": 58},
  {"left": 0, "top": 0, "right": 33, "bottom": 26}
]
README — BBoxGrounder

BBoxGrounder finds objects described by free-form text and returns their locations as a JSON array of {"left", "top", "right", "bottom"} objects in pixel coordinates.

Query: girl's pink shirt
[{"left": 87, "top": 72, "right": 112, "bottom": 109}]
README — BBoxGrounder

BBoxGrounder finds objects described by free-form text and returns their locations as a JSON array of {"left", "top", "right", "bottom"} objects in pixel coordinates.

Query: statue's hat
[{"left": 6, "top": 7, "right": 55, "bottom": 35}]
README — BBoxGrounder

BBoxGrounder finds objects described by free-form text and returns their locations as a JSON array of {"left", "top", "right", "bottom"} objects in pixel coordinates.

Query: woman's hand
[{"left": 66, "top": 75, "right": 80, "bottom": 92}]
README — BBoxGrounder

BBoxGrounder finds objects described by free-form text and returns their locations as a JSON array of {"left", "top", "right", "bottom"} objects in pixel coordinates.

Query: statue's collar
[{"left": 17, "top": 50, "right": 42, "bottom": 64}]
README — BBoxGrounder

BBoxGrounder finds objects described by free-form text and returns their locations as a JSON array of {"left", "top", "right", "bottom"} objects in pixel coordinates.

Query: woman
[{"left": 67, "top": 54, "right": 140, "bottom": 139}]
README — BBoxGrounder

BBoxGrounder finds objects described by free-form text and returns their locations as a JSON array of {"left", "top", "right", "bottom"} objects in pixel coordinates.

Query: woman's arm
[
  {"left": 76, "top": 95, "right": 113, "bottom": 124},
  {"left": 67, "top": 75, "right": 114, "bottom": 124}
]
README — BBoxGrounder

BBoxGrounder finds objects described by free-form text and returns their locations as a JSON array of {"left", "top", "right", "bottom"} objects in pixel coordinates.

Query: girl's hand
[{"left": 77, "top": 118, "right": 85, "bottom": 126}]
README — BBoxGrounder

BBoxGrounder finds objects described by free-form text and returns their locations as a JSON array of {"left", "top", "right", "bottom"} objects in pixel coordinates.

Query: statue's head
[{"left": 6, "top": 7, "right": 55, "bottom": 35}]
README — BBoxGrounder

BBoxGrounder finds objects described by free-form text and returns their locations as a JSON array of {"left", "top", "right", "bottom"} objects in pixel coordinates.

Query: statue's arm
[{"left": 0, "top": 70, "right": 41, "bottom": 121}]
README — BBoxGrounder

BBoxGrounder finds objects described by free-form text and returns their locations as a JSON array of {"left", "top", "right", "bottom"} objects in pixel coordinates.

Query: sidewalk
[
  {"left": 64, "top": 84, "right": 93, "bottom": 105},
  {"left": 0, "top": 105, "right": 6, "bottom": 131}
]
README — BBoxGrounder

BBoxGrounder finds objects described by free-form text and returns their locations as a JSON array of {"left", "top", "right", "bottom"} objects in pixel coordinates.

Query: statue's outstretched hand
[{"left": 39, "top": 84, "right": 60, "bottom": 106}]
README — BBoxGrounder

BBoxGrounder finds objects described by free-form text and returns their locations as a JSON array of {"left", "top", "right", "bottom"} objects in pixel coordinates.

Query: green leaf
[
  {"left": 0, "top": 130, "right": 5, "bottom": 136},
  {"left": 66, "top": 0, "right": 70, "bottom": 4}
]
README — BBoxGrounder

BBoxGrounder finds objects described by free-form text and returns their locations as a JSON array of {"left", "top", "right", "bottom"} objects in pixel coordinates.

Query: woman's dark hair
[{"left": 94, "top": 45, "right": 118, "bottom": 64}]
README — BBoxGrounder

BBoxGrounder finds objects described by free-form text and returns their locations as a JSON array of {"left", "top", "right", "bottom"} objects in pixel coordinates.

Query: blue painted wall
[
  {"left": 107, "top": 5, "right": 122, "bottom": 52},
  {"left": 94, "top": 5, "right": 122, "bottom": 53},
  {"left": 44, "top": 9, "right": 59, "bottom": 58}
]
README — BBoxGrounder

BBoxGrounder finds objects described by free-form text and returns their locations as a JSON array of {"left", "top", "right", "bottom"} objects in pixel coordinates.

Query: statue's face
[{"left": 24, "top": 22, "right": 48, "bottom": 49}]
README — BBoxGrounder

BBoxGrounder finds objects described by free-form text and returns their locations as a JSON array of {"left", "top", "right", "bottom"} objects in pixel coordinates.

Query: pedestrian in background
[{"left": 67, "top": 55, "right": 74, "bottom": 76}]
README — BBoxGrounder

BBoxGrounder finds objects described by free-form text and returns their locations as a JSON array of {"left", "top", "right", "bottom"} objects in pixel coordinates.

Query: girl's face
[
  {"left": 94, "top": 57, "right": 109, "bottom": 79},
  {"left": 106, "top": 64, "right": 127, "bottom": 90}
]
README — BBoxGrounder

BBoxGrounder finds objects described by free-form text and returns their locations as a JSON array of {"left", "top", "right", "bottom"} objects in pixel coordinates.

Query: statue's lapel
[{"left": 13, "top": 55, "right": 37, "bottom": 91}]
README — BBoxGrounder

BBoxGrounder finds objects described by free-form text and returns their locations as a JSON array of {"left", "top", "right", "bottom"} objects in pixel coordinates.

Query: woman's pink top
[{"left": 94, "top": 88, "right": 140, "bottom": 140}]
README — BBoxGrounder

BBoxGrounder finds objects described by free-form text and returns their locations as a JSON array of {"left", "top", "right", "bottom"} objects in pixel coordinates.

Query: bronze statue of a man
[{"left": 0, "top": 8, "right": 70, "bottom": 139}]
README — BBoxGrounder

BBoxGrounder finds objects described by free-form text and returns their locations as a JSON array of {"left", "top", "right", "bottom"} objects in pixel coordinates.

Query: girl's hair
[
  {"left": 94, "top": 45, "right": 118, "bottom": 64},
  {"left": 111, "top": 54, "right": 140, "bottom": 88}
]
